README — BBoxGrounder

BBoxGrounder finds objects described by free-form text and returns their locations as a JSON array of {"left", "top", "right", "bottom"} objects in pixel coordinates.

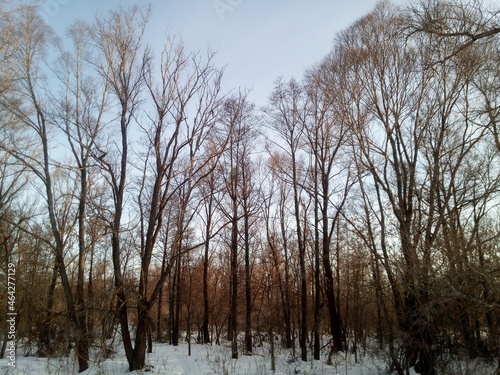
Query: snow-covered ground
[
  {"left": 1, "top": 341, "right": 496, "bottom": 374},
  {"left": 0, "top": 341, "right": 410, "bottom": 375}
]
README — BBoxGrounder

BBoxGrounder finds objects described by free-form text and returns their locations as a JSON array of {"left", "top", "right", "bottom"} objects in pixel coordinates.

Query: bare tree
[
  {"left": 90, "top": 6, "right": 150, "bottom": 369},
  {"left": 198, "top": 142, "right": 222, "bottom": 345},
  {"left": 0, "top": 8, "right": 95, "bottom": 371},
  {"left": 263, "top": 155, "right": 294, "bottom": 351},
  {"left": 410, "top": 0, "right": 500, "bottom": 152},
  {"left": 409, "top": 0, "right": 500, "bottom": 61},
  {"left": 218, "top": 93, "right": 254, "bottom": 359},
  {"left": 331, "top": 3, "right": 437, "bottom": 373},
  {"left": 303, "top": 69, "right": 352, "bottom": 354},
  {"left": 265, "top": 78, "right": 309, "bottom": 361},
  {"left": 327, "top": 2, "right": 500, "bottom": 374},
  {"left": 51, "top": 19, "right": 109, "bottom": 368},
  {"left": 92, "top": 7, "right": 227, "bottom": 367}
]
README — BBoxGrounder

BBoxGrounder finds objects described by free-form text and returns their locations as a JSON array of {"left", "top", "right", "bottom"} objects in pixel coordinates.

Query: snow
[
  {"left": 0, "top": 340, "right": 416, "bottom": 375},
  {"left": 3, "top": 338, "right": 498, "bottom": 374}
]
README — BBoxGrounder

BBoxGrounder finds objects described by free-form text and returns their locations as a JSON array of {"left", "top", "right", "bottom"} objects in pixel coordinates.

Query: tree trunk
[
  {"left": 87, "top": 234, "right": 95, "bottom": 343},
  {"left": 202, "top": 192, "right": 213, "bottom": 344},
  {"left": 322, "top": 187, "right": 345, "bottom": 353},
  {"left": 131, "top": 308, "right": 148, "bottom": 370},
  {"left": 157, "top": 241, "right": 168, "bottom": 340},
  {"left": 279, "top": 202, "right": 293, "bottom": 350},
  {"left": 75, "top": 167, "right": 89, "bottom": 372},
  {"left": 291, "top": 154, "right": 307, "bottom": 362},
  {"left": 313, "top": 153, "right": 321, "bottom": 360},
  {"left": 230, "top": 191, "right": 239, "bottom": 359},
  {"left": 244, "top": 199, "right": 252, "bottom": 354},
  {"left": 172, "top": 255, "right": 181, "bottom": 346}
]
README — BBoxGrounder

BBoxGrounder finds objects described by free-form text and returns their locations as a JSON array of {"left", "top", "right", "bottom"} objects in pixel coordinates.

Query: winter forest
[{"left": 0, "top": 0, "right": 500, "bottom": 374}]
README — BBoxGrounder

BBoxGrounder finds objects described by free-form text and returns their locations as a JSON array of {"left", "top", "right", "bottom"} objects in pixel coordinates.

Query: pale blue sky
[{"left": 39, "top": 0, "right": 403, "bottom": 106}]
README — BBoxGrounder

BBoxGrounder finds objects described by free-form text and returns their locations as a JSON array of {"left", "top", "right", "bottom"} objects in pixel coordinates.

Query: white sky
[{"left": 39, "top": 0, "right": 406, "bottom": 107}]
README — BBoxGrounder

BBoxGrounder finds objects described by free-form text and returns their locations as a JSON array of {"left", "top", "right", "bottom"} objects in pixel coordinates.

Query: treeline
[{"left": 0, "top": 1, "right": 499, "bottom": 374}]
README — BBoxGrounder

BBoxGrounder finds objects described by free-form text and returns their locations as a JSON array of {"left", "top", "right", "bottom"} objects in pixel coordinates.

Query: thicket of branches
[{"left": 0, "top": 1, "right": 499, "bottom": 374}]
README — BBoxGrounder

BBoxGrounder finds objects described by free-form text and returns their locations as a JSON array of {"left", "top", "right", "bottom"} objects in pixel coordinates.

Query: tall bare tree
[
  {"left": 263, "top": 154, "right": 294, "bottom": 351},
  {"left": 52, "top": 20, "right": 109, "bottom": 368},
  {"left": 218, "top": 93, "right": 254, "bottom": 359},
  {"left": 90, "top": 6, "right": 150, "bottom": 369},
  {"left": 92, "top": 7, "right": 227, "bottom": 367},
  {"left": 0, "top": 8, "right": 96, "bottom": 371},
  {"left": 265, "top": 78, "right": 309, "bottom": 361},
  {"left": 198, "top": 142, "right": 223, "bottom": 345},
  {"left": 303, "top": 70, "right": 352, "bottom": 354}
]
